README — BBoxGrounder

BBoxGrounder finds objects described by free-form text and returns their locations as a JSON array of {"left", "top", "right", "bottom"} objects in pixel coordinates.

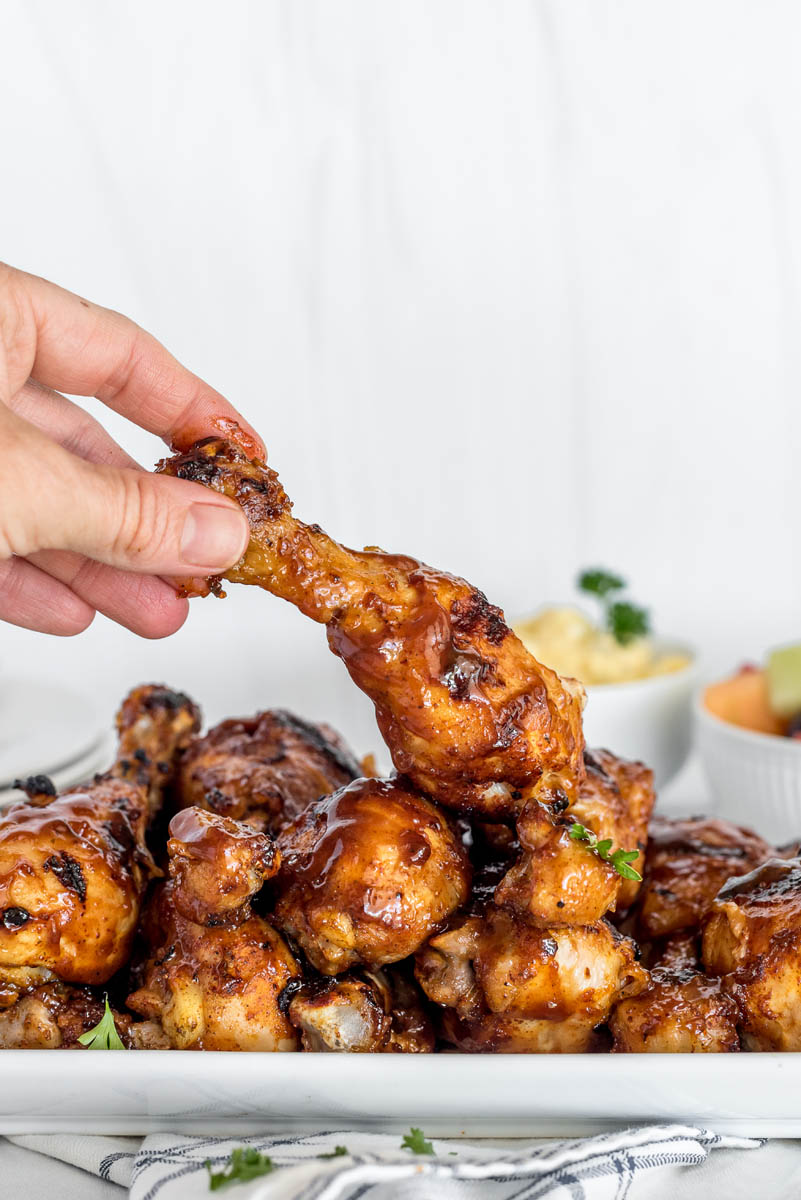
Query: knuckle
[
  {"left": 61, "top": 411, "right": 111, "bottom": 463},
  {"left": 69, "top": 555, "right": 105, "bottom": 593},
  {"left": 0, "top": 558, "right": 26, "bottom": 605},
  {"left": 0, "top": 427, "right": 39, "bottom": 558},
  {"left": 0, "top": 267, "right": 36, "bottom": 386},
  {"left": 111, "top": 472, "right": 172, "bottom": 563}
]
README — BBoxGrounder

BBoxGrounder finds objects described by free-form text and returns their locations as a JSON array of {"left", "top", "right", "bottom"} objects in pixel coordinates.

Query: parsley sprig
[
  {"left": 577, "top": 568, "right": 650, "bottom": 646},
  {"left": 77, "top": 995, "right": 125, "bottom": 1050},
  {"left": 568, "top": 822, "right": 642, "bottom": 881},
  {"left": 401, "top": 1127, "right": 435, "bottom": 1155},
  {"left": 577, "top": 569, "right": 625, "bottom": 599},
  {"left": 206, "top": 1147, "right": 274, "bottom": 1191},
  {"left": 318, "top": 1146, "right": 348, "bottom": 1159}
]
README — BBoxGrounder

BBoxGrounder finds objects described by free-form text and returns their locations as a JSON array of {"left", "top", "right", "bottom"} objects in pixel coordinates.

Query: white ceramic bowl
[
  {"left": 580, "top": 647, "right": 697, "bottom": 788},
  {"left": 694, "top": 694, "right": 801, "bottom": 844}
]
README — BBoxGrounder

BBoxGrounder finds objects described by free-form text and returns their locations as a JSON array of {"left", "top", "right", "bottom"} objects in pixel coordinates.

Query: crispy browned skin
[
  {"left": 610, "top": 933, "right": 740, "bottom": 1053},
  {"left": 702, "top": 858, "right": 801, "bottom": 1051},
  {"left": 116, "top": 685, "right": 201, "bottom": 817},
  {"left": 416, "top": 905, "right": 646, "bottom": 1053},
  {"left": 287, "top": 966, "right": 434, "bottom": 1053},
  {"left": 177, "top": 710, "right": 360, "bottom": 833},
  {"left": 274, "top": 776, "right": 471, "bottom": 975},
  {"left": 0, "top": 685, "right": 199, "bottom": 986},
  {"left": 583, "top": 750, "right": 654, "bottom": 911},
  {"left": 158, "top": 439, "right": 585, "bottom": 818},
  {"left": 495, "top": 750, "right": 654, "bottom": 924},
  {"left": 636, "top": 816, "right": 773, "bottom": 940},
  {"left": 167, "top": 807, "right": 280, "bottom": 927},
  {"left": 127, "top": 811, "right": 298, "bottom": 1051},
  {"left": 127, "top": 890, "right": 299, "bottom": 1051}
]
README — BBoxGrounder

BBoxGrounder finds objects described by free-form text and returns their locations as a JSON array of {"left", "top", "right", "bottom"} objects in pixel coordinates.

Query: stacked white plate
[{"left": 0, "top": 679, "right": 114, "bottom": 806}]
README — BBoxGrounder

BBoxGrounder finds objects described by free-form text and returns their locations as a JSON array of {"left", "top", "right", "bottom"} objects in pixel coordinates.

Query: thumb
[{"left": 1, "top": 410, "right": 249, "bottom": 575}]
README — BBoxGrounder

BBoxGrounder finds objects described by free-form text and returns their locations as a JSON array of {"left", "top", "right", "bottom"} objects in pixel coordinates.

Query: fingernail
[{"left": 180, "top": 504, "right": 248, "bottom": 570}]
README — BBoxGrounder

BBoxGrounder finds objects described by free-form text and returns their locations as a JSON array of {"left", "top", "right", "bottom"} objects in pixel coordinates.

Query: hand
[{"left": 0, "top": 264, "right": 261, "bottom": 638}]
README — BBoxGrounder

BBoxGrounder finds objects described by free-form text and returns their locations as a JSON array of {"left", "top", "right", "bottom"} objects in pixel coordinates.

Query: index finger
[{"left": 1, "top": 263, "right": 265, "bottom": 457}]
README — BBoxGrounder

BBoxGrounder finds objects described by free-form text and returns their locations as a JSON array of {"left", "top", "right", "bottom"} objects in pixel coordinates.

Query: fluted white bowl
[
  {"left": 694, "top": 693, "right": 801, "bottom": 844},
  {"left": 580, "top": 647, "right": 697, "bottom": 787}
]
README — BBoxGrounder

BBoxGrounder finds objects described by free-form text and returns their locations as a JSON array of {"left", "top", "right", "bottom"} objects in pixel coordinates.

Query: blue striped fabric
[{"left": 117, "top": 1125, "right": 759, "bottom": 1200}]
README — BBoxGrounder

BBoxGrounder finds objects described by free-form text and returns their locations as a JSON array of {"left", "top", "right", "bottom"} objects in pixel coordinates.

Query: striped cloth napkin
[{"left": 7, "top": 1124, "right": 760, "bottom": 1199}]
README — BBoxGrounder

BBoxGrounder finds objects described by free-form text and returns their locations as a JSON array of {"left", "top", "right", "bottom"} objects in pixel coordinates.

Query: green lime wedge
[{"left": 767, "top": 642, "right": 801, "bottom": 718}]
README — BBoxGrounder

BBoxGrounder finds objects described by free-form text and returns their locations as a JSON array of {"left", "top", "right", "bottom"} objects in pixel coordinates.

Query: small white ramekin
[
  {"left": 694, "top": 693, "right": 801, "bottom": 844},
  {"left": 580, "top": 647, "right": 697, "bottom": 788}
]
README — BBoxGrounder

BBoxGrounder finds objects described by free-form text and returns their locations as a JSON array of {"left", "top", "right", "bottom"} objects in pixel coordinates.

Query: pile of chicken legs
[{"left": 0, "top": 436, "right": 797, "bottom": 1053}]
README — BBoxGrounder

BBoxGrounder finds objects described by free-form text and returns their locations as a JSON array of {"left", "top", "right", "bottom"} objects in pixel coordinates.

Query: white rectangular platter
[{"left": 2, "top": 1052, "right": 800, "bottom": 1137}]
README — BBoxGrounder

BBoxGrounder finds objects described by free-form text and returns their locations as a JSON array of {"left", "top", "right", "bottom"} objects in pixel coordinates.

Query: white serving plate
[
  {"left": 2, "top": 1052, "right": 800, "bottom": 1138},
  {"left": 0, "top": 731, "right": 115, "bottom": 809},
  {"left": 0, "top": 680, "right": 105, "bottom": 789}
]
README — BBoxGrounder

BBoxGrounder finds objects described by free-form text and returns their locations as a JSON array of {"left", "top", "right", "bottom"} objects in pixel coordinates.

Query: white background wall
[{"left": 0, "top": 1, "right": 799, "bottom": 756}]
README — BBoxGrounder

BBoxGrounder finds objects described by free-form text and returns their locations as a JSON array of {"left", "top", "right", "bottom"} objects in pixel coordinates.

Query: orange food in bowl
[{"left": 704, "top": 666, "right": 786, "bottom": 736}]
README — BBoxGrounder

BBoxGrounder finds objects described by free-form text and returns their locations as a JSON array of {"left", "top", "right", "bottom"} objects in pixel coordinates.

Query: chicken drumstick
[{"left": 159, "top": 439, "right": 585, "bottom": 817}]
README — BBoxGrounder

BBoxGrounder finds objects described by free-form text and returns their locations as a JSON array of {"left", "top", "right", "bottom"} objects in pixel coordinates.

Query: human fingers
[
  {"left": 0, "top": 555, "right": 94, "bottom": 636},
  {"left": 0, "top": 263, "right": 264, "bottom": 455},
  {"left": 8, "top": 379, "right": 139, "bottom": 469},
  {"left": 27, "top": 549, "right": 189, "bottom": 639},
  {"left": 0, "top": 405, "right": 249, "bottom": 575},
  {"left": 9, "top": 383, "right": 188, "bottom": 635}
]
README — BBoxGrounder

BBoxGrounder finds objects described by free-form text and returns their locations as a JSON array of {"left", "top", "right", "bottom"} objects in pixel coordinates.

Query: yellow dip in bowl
[{"left": 514, "top": 607, "right": 691, "bottom": 687}]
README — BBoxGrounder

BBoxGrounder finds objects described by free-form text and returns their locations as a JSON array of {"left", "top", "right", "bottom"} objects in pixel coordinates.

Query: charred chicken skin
[
  {"left": 177, "top": 709, "right": 360, "bottom": 834},
  {"left": 0, "top": 685, "right": 198, "bottom": 987},
  {"left": 636, "top": 815, "right": 773, "bottom": 940},
  {"left": 274, "top": 776, "right": 471, "bottom": 975},
  {"left": 127, "top": 806, "right": 298, "bottom": 1051},
  {"left": 158, "top": 439, "right": 585, "bottom": 819},
  {"left": 116, "top": 684, "right": 201, "bottom": 817},
  {"left": 702, "top": 857, "right": 801, "bottom": 1051}
]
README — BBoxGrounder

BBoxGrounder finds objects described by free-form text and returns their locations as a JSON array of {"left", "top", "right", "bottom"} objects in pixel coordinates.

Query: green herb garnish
[
  {"left": 401, "top": 1127, "right": 435, "bottom": 1155},
  {"left": 318, "top": 1146, "right": 348, "bottom": 1159},
  {"left": 568, "top": 822, "right": 642, "bottom": 881},
  {"left": 77, "top": 995, "right": 125, "bottom": 1050},
  {"left": 205, "top": 1147, "right": 274, "bottom": 1191},
  {"left": 577, "top": 569, "right": 625, "bottom": 599},
  {"left": 577, "top": 568, "right": 650, "bottom": 646},
  {"left": 607, "top": 600, "right": 650, "bottom": 645}
]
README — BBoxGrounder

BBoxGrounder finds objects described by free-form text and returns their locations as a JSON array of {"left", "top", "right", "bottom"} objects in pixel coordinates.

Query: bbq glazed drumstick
[
  {"left": 115, "top": 684, "right": 202, "bottom": 816},
  {"left": 273, "top": 776, "right": 471, "bottom": 975},
  {"left": 415, "top": 904, "right": 646, "bottom": 1053},
  {"left": 127, "top": 807, "right": 299, "bottom": 1051},
  {"left": 177, "top": 709, "right": 360, "bottom": 834},
  {"left": 635, "top": 815, "right": 773, "bottom": 941},
  {"left": 609, "top": 933, "right": 740, "bottom": 1053},
  {"left": 166, "top": 806, "right": 279, "bottom": 927},
  {"left": 702, "top": 857, "right": 801, "bottom": 1051},
  {"left": 494, "top": 749, "right": 654, "bottom": 925},
  {"left": 0, "top": 685, "right": 199, "bottom": 987},
  {"left": 286, "top": 966, "right": 435, "bottom": 1053},
  {"left": 158, "top": 439, "right": 585, "bottom": 819}
]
